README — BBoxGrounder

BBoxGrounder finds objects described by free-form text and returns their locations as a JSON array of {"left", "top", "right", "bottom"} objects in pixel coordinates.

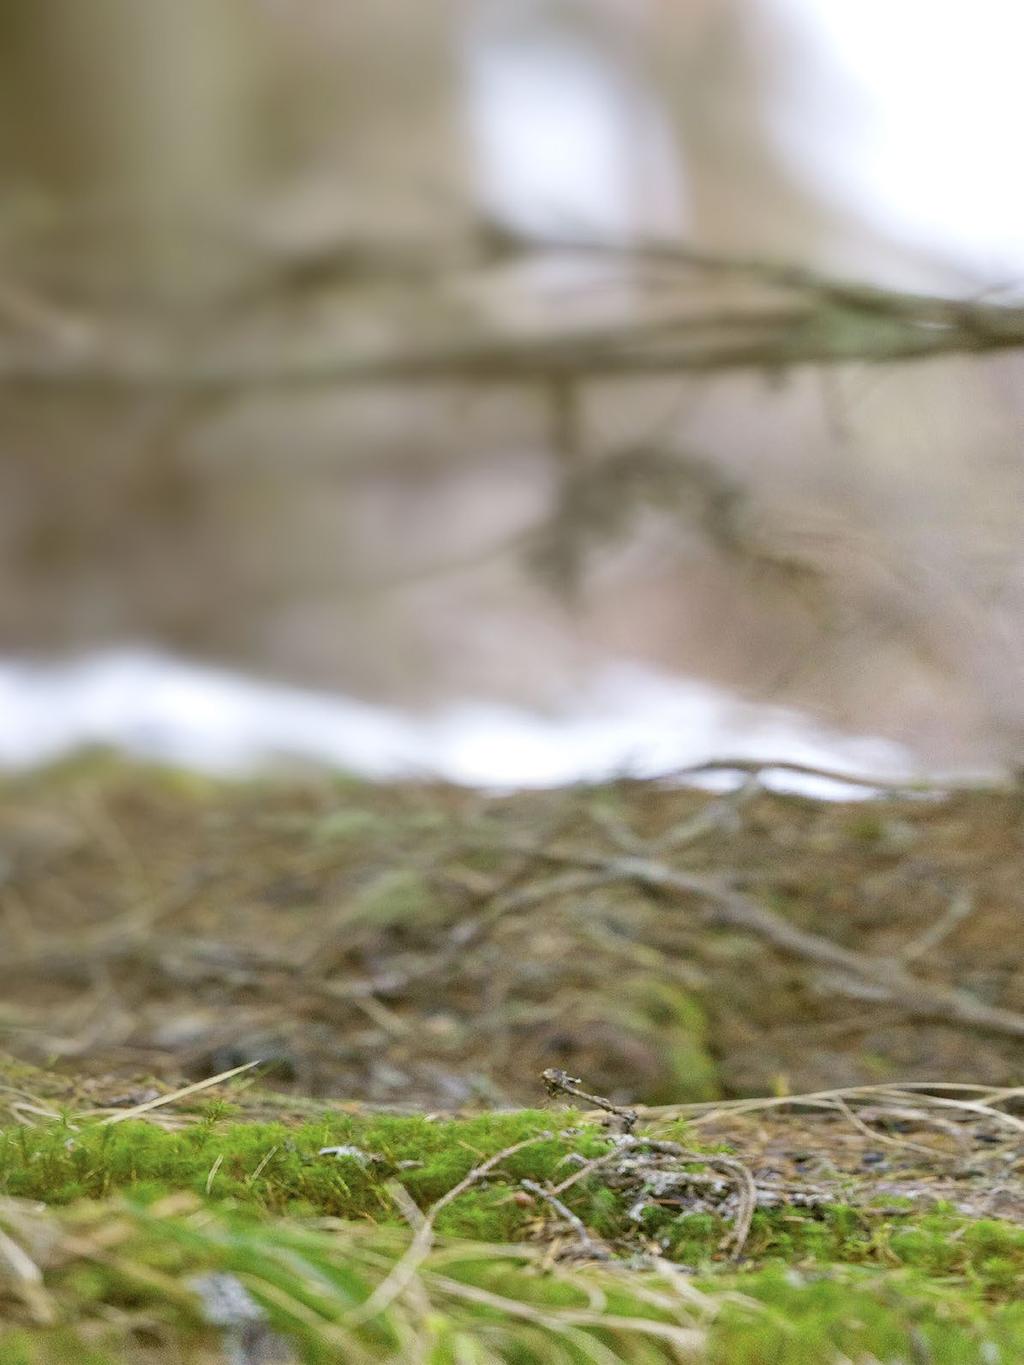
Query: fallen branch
[{"left": 520, "top": 843, "right": 1024, "bottom": 1042}]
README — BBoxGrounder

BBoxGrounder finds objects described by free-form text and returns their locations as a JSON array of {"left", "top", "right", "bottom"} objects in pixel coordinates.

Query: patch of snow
[{"left": 0, "top": 647, "right": 943, "bottom": 798}]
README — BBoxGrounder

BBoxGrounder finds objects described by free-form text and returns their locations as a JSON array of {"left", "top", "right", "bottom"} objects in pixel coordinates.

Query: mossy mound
[
  {"left": 10, "top": 1109, "right": 1024, "bottom": 1294},
  {"left": 2, "top": 1108, "right": 615, "bottom": 1242},
  {"left": 5, "top": 1166, "right": 1024, "bottom": 1362},
  {"left": 3, "top": 1064, "right": 1024, "bottom": 1361}
]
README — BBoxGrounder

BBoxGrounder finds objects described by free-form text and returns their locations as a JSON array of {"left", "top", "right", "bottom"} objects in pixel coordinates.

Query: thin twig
[
  {"left": 633, "top": 1082, "right": 1024, "bottom": 1134},
  {"left": 546, "top": 1117, "right": 756, "bottom": 1261},
  {"left": 702, "top": 1153, "right": 758, "bottom": 1259},
  {"left": 830, "top": 1095, "right": 945, "bottom": 1159},
  {"left": 542, "top": 1069, "right": 638, "bottom": 1133},
  {"left": 900, "top": 888, "right": 976, "bottom": 963},
  {"left": 4, "top": 249, "right": 1024, "bottom": 392},
  {"left": 667, "top": 758, "right": 970, "bottom": 794},
  {"left": 520, "top": 1179, "right": 609, "bottom": 1259}
]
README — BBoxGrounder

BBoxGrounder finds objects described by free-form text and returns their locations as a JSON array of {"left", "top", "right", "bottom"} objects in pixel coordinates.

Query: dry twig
[
  {"left": 520, "top": 844, "right": 1024, "bottom": 1043},
  {"left": 519, "top": 1179, "right": 610, "bottom": 1260},
  {"left": 542, "top": 1069, "right": 638, "bottom": 1133}
]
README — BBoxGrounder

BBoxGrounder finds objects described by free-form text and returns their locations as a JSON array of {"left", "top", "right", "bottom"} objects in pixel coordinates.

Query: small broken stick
[
  {"left": 541, "top": 1069, "right": 756, "bottom": 1258},
  {"left": 542, "top": 1068, "right": 638, "bottom": 1134}
]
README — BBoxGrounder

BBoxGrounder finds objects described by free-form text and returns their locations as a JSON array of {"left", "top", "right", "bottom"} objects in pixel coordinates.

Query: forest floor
[{"left": 3, "top": 755, "right": 1024, "bottom": 1361}]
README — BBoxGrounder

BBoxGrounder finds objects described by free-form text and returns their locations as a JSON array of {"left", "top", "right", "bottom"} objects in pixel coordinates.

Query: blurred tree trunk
[
  {"left": 648, "top": 0, "right": 925, "bottom": 273},
  {"left": 0, "top": 1, "right": 262, "bottom": 654},
  {"left": 0, "top": 0, "right": 487, "bottom": 688},
  {"left": 0, "top": 0, "right": 262, "bottom": 305}
]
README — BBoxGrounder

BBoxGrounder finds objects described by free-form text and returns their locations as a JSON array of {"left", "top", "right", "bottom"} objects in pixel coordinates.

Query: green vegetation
[
  {"left": 674, "top": 1204, "right": 1024, "bottom": 1294},
  {"left": 3, "top": 1085, "right": 1024, "bottom": 1362},
  {"left": 4, "top": 1174, "right": 1024, "bottom": 1361},
  {"left": 1, "top": 1108, "right": 613, "bottom": 1241},
  {"left": 708, "top": 1264, "right": 1024, "bottom": 1364},
  {"left": 0, "top": 1194, "right": 714, "bottom": 1364}
]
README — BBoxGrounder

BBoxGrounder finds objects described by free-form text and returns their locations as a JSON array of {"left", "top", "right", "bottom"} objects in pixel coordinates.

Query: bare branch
[{"left": 1, "top": 238, "right": 1022, "bottom": 393}]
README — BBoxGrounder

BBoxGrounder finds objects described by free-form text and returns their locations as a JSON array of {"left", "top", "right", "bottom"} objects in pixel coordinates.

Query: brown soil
[{"left": 2, "top": 756, "right": 1024, "bottom": 1110}]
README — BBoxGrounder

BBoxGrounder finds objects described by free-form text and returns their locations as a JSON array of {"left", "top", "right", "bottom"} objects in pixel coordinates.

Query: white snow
[{"left": 0, "top": 647, "right": 932, "bottom": 798}]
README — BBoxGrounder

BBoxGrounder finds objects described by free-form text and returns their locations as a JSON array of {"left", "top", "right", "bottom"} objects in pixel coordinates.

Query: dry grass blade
[
  {"left": 428, "top": 1272, "right": 707, "bottom": 1358},
  {"left": 345, "top": 1134, "right": 552, "bottom": 1326},
  {"left": 871, "top": 1088, "right": 1024, "bottom": 1134},
  {"left": 830, "top": 1095, "right": 951, "bottom": 1158},
  {"left": 0, "top": 1224, "right": 54, "bottom": 1324},
  {"left": 636, "top": 1081, "right": 1024, "bottom": 1150},
  {"left": 900, "top": 889, "right": 976, "bottom": 963},
  {"left": 96, "top": 1059, "right": 262, "bottom": 1126}
]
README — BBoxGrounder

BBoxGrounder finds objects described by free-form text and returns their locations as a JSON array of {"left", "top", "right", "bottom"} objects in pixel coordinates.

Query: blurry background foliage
[{"left": 1, "top": 0, "right": 1023, "bottom": 771}]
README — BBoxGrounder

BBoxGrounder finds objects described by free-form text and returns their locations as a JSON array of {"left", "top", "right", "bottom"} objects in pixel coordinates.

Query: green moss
[
  {"left": 846, "top": 810, "right": 888, "bottom": 843},
  {"left": 706, "top": 1263, "right": 1024, "bottom": 1364},
  {"left": 0, "top": 1109, "right": 615, "bottom": 1240},
  {"left": 0, "top": 748, "right": 223, "bottom": 802},
  {"left": 652, "top": 1203, "right": 1024, "bottom": 1299},
  {"left": 308, "top": 806, "right": 389, "bottom": 844},
  {"left": 12, "top": 1104, "right": 1024, "bottom": 1303},
  {"left": 0, "top": 1195, "right": 712, "bottom": 1364},
  {"left": 0, "top": 1329, "right": 134, "bottom": 1365}
]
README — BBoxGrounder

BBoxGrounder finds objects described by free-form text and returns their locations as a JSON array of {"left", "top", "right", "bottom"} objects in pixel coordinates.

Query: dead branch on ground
[{"left": 500, "top": 840, "right": 1024, "bottom": 1044}]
